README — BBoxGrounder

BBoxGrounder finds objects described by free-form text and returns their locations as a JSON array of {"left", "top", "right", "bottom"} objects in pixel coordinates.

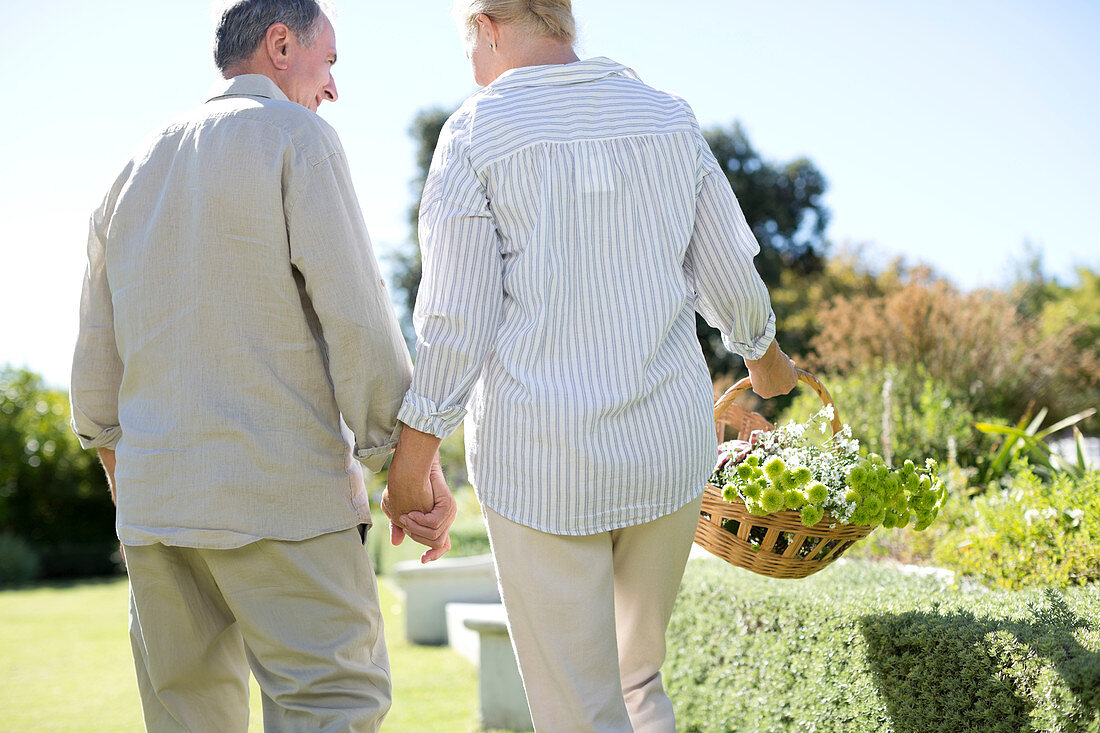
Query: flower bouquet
[{"left": 694, "top": 370, "right": 947, "bottom": 578}]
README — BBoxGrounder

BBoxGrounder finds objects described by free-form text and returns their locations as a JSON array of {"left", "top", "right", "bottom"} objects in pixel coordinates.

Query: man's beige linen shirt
[{"left": 71, "top": 75, "right": 412, "bottom": 549}]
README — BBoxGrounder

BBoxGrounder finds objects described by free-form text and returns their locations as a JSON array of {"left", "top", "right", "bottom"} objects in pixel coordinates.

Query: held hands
[
  {"left": 744, "top": 339, "right": 798, "bottom": 399},
  {"left": 382, "top": 425, "right": 456, "bottom": 563},
  {"left": 383, "top": 457, "right": 456, "bottom": 563}
]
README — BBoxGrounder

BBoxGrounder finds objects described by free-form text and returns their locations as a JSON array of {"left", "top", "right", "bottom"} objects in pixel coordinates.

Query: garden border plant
[{"left": 665, "top": 558, "right": 1100, "bottom": 733}]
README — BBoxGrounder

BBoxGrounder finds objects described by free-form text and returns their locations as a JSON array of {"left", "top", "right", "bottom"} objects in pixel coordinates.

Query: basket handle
[{"left": 714, "top": 368, "right": 842, "bottom": 436}]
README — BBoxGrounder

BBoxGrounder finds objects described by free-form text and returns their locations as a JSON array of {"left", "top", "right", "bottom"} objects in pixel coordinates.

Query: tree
[
  {"left": 389, "top": 107, "right": 451, "bottom": 342},
  {"left": 389, "top": 112, "right": 830, "bottom": 377},
  {"left": 697, "top": 123, "right": 829, "bottom": 376}
]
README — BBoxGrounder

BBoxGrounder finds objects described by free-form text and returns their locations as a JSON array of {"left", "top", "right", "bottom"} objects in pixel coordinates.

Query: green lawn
[{"left": 0, "top": 574, "right": 508, "bottom": 732}]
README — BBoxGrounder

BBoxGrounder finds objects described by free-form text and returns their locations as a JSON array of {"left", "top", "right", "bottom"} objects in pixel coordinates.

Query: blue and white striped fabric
[{"left": 397, "top": 57, "right": 776, "bottom": 535}]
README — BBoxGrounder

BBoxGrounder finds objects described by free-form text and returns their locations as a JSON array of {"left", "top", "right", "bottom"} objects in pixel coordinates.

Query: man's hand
[
  {"left": 383, "top": 457, "right": 457, "bottom": 563},
  {"left": 745, "top": 339, "right": 798, "bottom": 398}
]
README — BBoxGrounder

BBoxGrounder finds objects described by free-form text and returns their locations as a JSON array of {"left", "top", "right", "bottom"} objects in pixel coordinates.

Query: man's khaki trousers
[
  {"left": 124, "top": 527, "right": 390, "bottom": 732},
  {"left": 484, "top": 494, "right": 703, "bottom": 733}
]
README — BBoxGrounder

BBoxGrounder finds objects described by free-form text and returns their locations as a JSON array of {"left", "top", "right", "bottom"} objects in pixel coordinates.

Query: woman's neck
[{"left": 500, "top": 35, "right": 579, "bottom": 73}]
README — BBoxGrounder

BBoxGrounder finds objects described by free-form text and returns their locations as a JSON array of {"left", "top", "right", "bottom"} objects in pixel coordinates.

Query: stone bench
[
  {"left": 444, "top": 601, "right": 503, "bottom": 664},
  {"left": 390, "top": 553, "right": 499, "bottom": 645},
  {"left": 461, "top": 608, "right": 533, "bottom": 732}
]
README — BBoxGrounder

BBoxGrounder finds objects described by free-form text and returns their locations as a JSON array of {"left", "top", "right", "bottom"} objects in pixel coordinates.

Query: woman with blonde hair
[{"left": 384, "top": 1, "right": 797, "bottom": 729}]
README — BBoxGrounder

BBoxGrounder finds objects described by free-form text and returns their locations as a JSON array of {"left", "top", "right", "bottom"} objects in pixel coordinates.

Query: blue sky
[{"left": 2, "top": 0, "right": 1098, "bottom": 386}]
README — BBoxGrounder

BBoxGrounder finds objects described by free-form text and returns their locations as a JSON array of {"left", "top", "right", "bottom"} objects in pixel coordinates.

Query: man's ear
[{"left": 265, "top": 22, "right": 292, "bottom": 71}]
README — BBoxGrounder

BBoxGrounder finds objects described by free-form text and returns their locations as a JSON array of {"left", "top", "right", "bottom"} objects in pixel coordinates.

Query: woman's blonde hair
[{"left": 454, "top": 0, "right": 576, "bottom": 45}]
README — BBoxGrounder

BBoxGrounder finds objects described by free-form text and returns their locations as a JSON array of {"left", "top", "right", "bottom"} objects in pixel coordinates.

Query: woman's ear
[{"left": 475, "top": 13, "right": 498, "bottom": 49}]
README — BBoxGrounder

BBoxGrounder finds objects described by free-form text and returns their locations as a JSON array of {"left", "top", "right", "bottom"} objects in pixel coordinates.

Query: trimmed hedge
[{"left": 666, "top": 558, "right": 1100, "bottom": 733}]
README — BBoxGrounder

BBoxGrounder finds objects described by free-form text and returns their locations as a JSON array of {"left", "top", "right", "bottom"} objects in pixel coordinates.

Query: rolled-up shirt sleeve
[
  {"left": 286, "top": 141, "right": 413, "bottom": 473},
  {"left": 71, "top": 187, "right": 125, "bottom": 450},
  {"left": 684, "top": 129, "right": 777, "bottom": 360},
  {"left": 397, "top": 122, "right": 502, "bottom": 439}
]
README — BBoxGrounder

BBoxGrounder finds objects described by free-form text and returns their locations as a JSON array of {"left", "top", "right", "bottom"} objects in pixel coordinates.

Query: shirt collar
[
  {"left": 486, "top": 56, "right": 641, "bottom": 91},
  {"left": 205, "top": 74, "right": 291, "bottom": 104}
]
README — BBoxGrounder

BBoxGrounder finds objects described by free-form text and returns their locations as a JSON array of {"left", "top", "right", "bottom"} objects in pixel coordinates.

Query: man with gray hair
[{"left": 70, "top": 1, "right": 453, "bottom": 729}]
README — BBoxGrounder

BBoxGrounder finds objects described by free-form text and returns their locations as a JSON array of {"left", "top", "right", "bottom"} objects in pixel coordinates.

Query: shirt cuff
[
  {"left": 354, "top": 422, "right": 402, "bottom": 474},
  {"left": 71, "top": 417, "right": 122, "bottom": 451},
  {"left": 724, "top": 310, "right": 777, "bottom": 361},
  {"left": 396, "top": 390, "right": 466, "bottom": 439}
]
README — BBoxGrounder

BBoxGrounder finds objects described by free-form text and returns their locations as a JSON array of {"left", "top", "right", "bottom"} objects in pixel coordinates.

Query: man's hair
[{"left": 214, "top": 0, "right": 329, "bottom": 73}]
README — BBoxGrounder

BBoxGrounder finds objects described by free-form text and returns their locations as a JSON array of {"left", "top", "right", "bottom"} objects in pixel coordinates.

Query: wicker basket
[{"left": 693, "top": 369, "right": 874, "bottom": 579}]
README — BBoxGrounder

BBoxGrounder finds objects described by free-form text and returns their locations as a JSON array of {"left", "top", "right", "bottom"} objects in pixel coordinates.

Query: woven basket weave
[{"left": 693, "top": 369, "right": 874, "bottom": 579}]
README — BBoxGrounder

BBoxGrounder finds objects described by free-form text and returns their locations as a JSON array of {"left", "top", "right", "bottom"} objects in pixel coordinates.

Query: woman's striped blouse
[{"left": 397, "top": 57, "right": 776, "bottom": 535}]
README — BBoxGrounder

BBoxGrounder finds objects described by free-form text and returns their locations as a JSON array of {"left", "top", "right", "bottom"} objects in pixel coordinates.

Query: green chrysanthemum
[
  {"left": 807, "top": 482, "right": 828, "bottom": 504},
  {"left": 914, "top": 509, "right": 937, "bottom": 531},
  {"left": 742, "top": 482, "right": 763, "bottom": 500},
  {"left": 736, "top": 464, "right": 754, "bottom": 481},
  {"left": 722, "top": 484, "right": 739, "bottom": 502},
  {"left": 763, "top": 456, "right": 786, "bottom": 480},
  {"left": 800, "top": 504, "right": 824, "bottom": 527},
  {"left": 783, "top": 489, "right": 805, "bottom": 510},
  {"left": 792, "top": 467, "right": 812, "bottom": 486},
  {"left": 761, "top": 488, "right": 785, "bottom": 513},
  {"left": 746, "top": 499, "right": 770, "bottom": 516}
]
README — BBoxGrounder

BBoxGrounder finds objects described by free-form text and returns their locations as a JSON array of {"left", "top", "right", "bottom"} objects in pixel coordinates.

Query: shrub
[
  {"left": 807, "top": 276, "right": 1093, "bottom": 430},
  {"left": 0, "top": 367, "right": 116, "bottom": 578},
  {"left": 0, "top": 533, "right": 40, "bottom": 585},
  {"left": 933, "top": 468, "right": 1100, "bottom": 590},
  {"left": 784, "top": 364, "right": 989, "bottom": 472},
  {"left": 665, "top": 559, "right": 1100, "bottom": 733}
]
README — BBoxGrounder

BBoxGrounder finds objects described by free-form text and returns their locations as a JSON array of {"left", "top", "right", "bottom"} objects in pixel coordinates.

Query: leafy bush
[
  {"left": 0, "top": 367, "right": 116, "bottom": 577},
  {"left": 0, "top": 533, "right": 40, "bottom": 585},
  {"left": 807, "top": 275, "right": 1094, "bottom": 432},
  {"left": 933, "top": 468, "right": 1100, "bottom": 590},
  {"left": 784, "top": 364, "right": 989, "bottom": 472},
  {"left": 666, "top": 559, "right": 1100, "bottom": 733}
]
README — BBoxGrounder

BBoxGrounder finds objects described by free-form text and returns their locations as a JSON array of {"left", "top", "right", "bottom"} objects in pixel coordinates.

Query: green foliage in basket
[
  {"left": 711, "top": 406, "right": 947, "bottom": 530},
  {"left": 665, "top": 559, "right": 1100, "bottom": 733},
  {"left": 932, "top": 467, "right": 1100, "bottom": 590}
]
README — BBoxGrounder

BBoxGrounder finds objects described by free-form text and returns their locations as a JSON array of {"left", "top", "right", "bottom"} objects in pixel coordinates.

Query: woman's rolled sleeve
[
  {"left": 396, "top": 390, "right": 466, "bottom": 439},
  {"left": 685, "top": 142, "right": 777, "bottom": 361}
]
